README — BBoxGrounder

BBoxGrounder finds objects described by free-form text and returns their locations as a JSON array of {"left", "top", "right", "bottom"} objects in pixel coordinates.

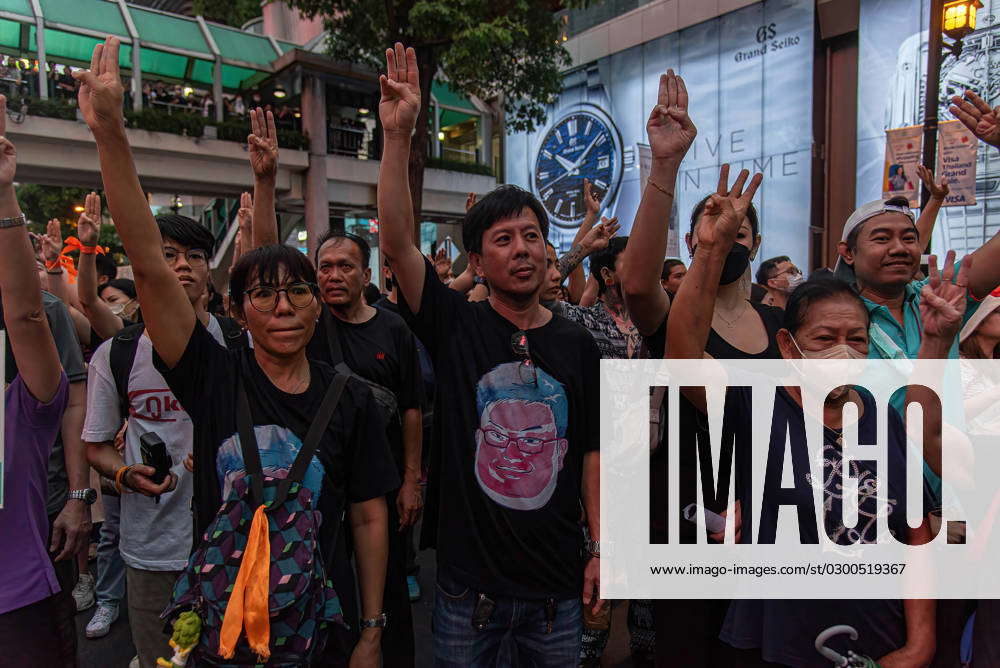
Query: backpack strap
[
  {"left": 236, "top": 369, "right": 350, "bottom": 509},
  {"left": 216, "top": 316, "right": 248, "bottom": 350},
  {"left": 109, "top": 322, "right": 146, "bottom": 419},
  {"left": 275, "top": 373, "right": 349, "bottom": 506}
]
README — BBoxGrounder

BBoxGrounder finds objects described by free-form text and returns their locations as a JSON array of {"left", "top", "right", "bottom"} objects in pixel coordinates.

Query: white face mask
[
  {"left": 792, "top": 338, "right": 867, "bottom": 360},
  {"left": 109, "top": 300, "right": 133, "bottom": 317},
  {"left": 789, "top": 336, "right": 868, "bottom": 400},
  {"left": 784, "top": 272, "right": 805, "bottom": 292}
]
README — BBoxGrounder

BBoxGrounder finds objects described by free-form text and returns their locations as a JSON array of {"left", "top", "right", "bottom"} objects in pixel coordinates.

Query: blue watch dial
[{"left": 533, "top": 109, "right": 620, "bottom": 229}]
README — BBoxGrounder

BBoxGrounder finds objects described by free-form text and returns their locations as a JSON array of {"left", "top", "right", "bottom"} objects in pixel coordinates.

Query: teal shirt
[{"left": 859, "top": 272, "right": 980, "bottom": 501}]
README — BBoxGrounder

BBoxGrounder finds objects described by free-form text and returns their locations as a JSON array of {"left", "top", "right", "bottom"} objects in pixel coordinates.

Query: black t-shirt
[
  {"left": 647, "top": 299, "right": 784, "bottom": 542},
  {"left": 154, "top": 321, "right": 400, "bottom": 563},
  {"left": 307, "top": 306, "right": 423, "bottom": 474},
  {"left": 641, "top": 300, "right": 782, "bottom": 361},
  {"left": 398, "top": 258, "right": 601, "bottom": 599},
  {"left": 719, "top": 386, "right": 934, "bottom": 667}
]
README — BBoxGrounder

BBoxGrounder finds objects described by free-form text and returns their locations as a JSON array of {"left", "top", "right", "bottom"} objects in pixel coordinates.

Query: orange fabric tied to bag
[{"left": 218, "top": 503, "right": 272, "bottom": 662}]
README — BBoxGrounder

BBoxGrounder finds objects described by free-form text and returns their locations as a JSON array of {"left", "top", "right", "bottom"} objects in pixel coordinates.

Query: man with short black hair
[
  {"left": 95, "top": 252, "right": 117, "bottom": 285},
  {"left": 300, "top": 229, "right": 423, "bottom": 666},
  {"left": 376, "top": 43, "right": 602, "bottom": 664},
  {"left": 755, "top": 255, "right": 801, "bottom": 309},
  {"left": 660, "top": 259, "right": 686, "bottom": 296}
]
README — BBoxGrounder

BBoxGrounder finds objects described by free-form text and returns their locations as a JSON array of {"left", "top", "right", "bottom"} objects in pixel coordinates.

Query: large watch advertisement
[
  {"left": 857, "top": 0, "right": 1000, "bottom": 258},
  {"left": 505, "top": 0, "right": 815, "bottom": 269}
]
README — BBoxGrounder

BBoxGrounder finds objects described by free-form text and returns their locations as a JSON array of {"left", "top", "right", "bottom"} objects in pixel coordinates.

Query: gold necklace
[{"left": 714, "top": 301, "right": 748, "bottom": 328}]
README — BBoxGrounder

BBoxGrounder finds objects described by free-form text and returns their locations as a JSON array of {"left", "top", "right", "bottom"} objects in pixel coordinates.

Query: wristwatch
[
  {"left": 530, "top": 61, "right": 629, "bottom": 252},
  {"left": 69, "top": 488, "right": 98, "bottom": 505},
  {"left": 584, "top": 538, "right": 600, "bottom": 559},
  {"left": 359, "top": 612, "right": 388, "bottom": 629}
]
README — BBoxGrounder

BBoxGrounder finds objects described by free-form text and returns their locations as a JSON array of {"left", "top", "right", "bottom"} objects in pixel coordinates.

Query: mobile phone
[
  {"left": 682, "top": 503, "right": 727, "bottom": 534},
  {"left": 471, "top": 593, "right": 495, "bottom": 631},
  {"left": 139, "top": 432, "right": 172, "bottom": 485}
]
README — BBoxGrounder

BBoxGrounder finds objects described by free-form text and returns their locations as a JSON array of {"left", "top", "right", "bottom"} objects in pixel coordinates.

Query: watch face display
[{"left": 532, "top": 106, "right": 622, "bottom": 229}]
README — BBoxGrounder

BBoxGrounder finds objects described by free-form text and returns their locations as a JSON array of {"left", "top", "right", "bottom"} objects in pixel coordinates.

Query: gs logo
[{"left": 756, "top": 23, "right": 776, "bottom": 43}]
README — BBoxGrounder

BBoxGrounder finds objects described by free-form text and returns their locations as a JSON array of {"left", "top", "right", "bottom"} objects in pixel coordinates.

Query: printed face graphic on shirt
[
  {"left": 474, "top": 363, "right": 569, "bottom": 511},
  {"left": 216, "top": 424, "right": 325, "bottom": 502}
]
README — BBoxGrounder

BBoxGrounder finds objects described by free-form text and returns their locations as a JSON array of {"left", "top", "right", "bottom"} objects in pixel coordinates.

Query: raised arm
[
  {"left": 620, "top": 70, "right": 697, "bottom": 335},
  {"left": 557, "top": 215, "right": 621, "bottom": 302},
  {"left": 40, "top": 218, "right": 81, "bottom": 311},
  {"left": 914, "top": 165, "right": 948, "bottom": 250},
  {"left": 248, "top": 107, "right": 278, "bottom": 249},
  {"left": 950, "top": 90, "right": 1000, "bottom": 150},
  {"left": 76, "top": 191, "right": 123, "bottom": 339},
  {"left": 666, "top": 166, "right": 762, "bottom": 361},
  {"left": 74, "top": 37, "right": 193, "bottom": 368},
  {"left": 0, "top": 95, "right": 62, "bottom": 401},
  {"left": 559, "top": 179, "right": 601, "bottom": 302},
  {"left": 377, "top": 43, "right": 427, "bottom": 312}
]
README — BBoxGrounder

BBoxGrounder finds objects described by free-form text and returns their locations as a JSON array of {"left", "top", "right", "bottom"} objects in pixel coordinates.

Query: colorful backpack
[{"left": 161, "top": 373, "right": 349, "bottom": 666}]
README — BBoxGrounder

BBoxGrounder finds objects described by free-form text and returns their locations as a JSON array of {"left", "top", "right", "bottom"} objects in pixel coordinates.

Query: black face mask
[{"left": 718, "top": 243, "right": 751, "bottom": 285}]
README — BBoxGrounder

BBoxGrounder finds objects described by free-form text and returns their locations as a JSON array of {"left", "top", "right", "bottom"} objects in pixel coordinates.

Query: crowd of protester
[{"left": 2, "top": 33, "right": 1000, "bottom": 668}]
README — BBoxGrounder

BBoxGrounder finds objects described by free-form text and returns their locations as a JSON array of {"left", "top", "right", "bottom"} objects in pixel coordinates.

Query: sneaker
[
  {"left": 85, "top": 603, "right": 119, "bottom": 639},
  {"left": 71, "top": 573, "right": 95, "bottom": 612},
  {"left": 407, "top": 574, "right": 421, "bottom": 601}
]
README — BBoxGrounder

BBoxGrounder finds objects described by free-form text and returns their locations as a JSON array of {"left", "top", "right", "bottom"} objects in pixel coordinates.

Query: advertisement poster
[
  {"left": 883, "top": 125, "right": 923, "bottom": 206},
  {"left": 505, "top": 0, "right": 815, "bottom": 271},
  {"left": 938, "top": 119, "right": 979, "bottom": 206},
  {"left": 857, "top": 0, "right": 1000, "bottom": 257}
]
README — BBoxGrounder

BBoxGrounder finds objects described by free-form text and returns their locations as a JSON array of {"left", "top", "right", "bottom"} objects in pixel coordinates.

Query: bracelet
[
  {"left": 79, "top": 245, "right": 103, "bottom": 255},
  {"left": 646, "top": 177, "right": 674, "bottom": 199},
  {"left": 45, "top": 259, "right": 62, "bottom": 272},
  {"left": 0, "top": 214, "right": 25, "bottom": 228},
  {"left": 114, "top": 465, "right": 133, "bottom": 494}
]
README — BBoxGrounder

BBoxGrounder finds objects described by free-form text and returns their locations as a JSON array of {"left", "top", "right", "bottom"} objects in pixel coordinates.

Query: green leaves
[{"left": 284, "top": 0, "right": 583, "bottom": 134}]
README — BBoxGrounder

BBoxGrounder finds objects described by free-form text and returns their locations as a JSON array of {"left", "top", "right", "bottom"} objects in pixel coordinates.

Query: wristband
[
  {"left": 114, "top": 465, "right": 133, "bottom": 494},
  {"left": 79, "top": 245, "right": 105, "bottom": 255},
  {"left": 45, "top": 258, "right": 62, "bottom": 272},
  {"left": 646, "top": 177, "right": 674, "bottom": 199}
]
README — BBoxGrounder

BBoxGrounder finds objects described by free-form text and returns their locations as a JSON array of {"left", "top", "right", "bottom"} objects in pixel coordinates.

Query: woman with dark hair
[
  {"left": 77, "top": 38, "right": 398, "bottom": 666},
  {"left": 667, "top": 180, "right": 966, "bottom": 666}
]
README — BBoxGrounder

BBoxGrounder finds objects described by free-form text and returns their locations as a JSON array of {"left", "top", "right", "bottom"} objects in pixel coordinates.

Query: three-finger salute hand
[
  {"left": 919, "top": 250, "right": 970, "bottom": 341},
  {"left": 77, "top": 191, "right": 102, "bottom": 245},
  {"left": 646, "top": 69, "right": 697, "bottom": 162},
  {"left": 916, "top": 164, "right": 949, "bottom": 201},
  {"left": 248, "top": 107, "right": 279, "bottom": 180},
  {"left": 379, "top": 42, "right": 421, "bottom": 137},
  {"left": 42, "top": 219, "right": 63, "bottom": 262},
  {"left": 73, "top": 36, "right": 125, "bottom": 132}
]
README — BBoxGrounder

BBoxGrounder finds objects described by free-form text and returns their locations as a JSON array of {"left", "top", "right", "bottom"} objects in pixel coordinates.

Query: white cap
[
  {"left": 960, "top": 294, "right": 1000, "bottom": 343},
  {"left": 833, "top": 199, "right": 916, "bottom": 282}
]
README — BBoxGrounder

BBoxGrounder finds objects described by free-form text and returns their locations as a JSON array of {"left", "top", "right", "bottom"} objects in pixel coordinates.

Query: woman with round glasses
[{"left": 77, "top": 35, "right": 398, "bottom": 666}]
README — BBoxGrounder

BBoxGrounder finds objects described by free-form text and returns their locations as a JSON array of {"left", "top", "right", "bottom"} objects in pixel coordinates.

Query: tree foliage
[{"left": 283, "top": 0, "right": 592, "bottom": 222}]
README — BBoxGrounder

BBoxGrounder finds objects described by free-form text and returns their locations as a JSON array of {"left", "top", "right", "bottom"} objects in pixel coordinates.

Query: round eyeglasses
[{"left": 245, "top": 282, "right": 317, "bottom": 312}]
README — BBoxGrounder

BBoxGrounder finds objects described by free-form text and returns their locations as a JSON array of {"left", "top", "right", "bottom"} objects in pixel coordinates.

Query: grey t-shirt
[{"left": 1, "top": 291, "right": 88, "bottom": 516}]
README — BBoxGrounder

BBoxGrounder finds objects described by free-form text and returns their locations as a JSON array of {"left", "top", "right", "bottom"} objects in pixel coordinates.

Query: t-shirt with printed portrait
[{"left": 398, "top": 258, "right": 601, "bottom": 600}]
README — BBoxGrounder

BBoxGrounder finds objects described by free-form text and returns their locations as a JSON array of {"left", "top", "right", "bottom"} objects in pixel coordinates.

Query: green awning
[
  {"left": 40, "top": 0, "right": 126, "bottom": 36},
  {"left": 208, "top": 23, "right": 277, "bottom": 67},
  {"left": 30, "top": 27, "right": 133, "bottom": 67},
  {"left": 432, "top": 80, "right": 477, "bottom": 113},
  {"left": 0, "top": 0, "right": 295, "bottom": 91},
  {"left": 0, "top": 18, "right": 20, "bottom": 48},
  {"left": 0, "top": 0, "right": 32, "bottom": 20}
]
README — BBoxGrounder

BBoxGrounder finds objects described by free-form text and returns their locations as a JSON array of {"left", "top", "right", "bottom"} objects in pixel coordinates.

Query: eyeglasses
[
  {"left": 245, "top": 282, "right": 317, "bottom": 312},
  {"left": 511, "top": 330, "right": 538, "bottom": 386},
  {"left": 163, "top": 246, "right": 208, "bottom": 267},
  {"left": 771, "top": 266, "right": 802, "bottom": 280},
  {"left": 478, "top": 426, "right": 556, "bottom": 455}
]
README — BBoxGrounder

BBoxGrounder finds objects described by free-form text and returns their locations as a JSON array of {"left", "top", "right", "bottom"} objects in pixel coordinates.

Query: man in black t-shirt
[
  {"left": 377, "top": 43, "right": 602, "bottom": 665},
  {"left": 306, "top": 229, "right": 423, "bottom": 666}
]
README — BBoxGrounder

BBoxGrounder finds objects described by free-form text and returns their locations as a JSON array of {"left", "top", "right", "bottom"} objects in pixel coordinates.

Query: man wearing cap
[{"left": 834, "top": 195, "right": 1000, "bottom": 363}]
